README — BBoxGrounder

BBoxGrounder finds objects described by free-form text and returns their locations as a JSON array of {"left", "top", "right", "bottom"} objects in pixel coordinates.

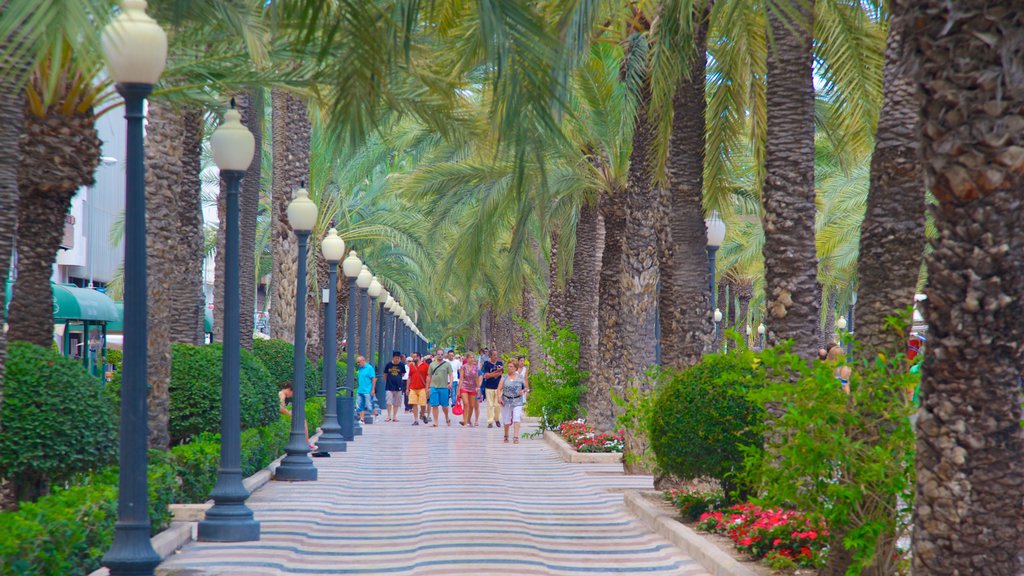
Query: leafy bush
[
  {"left": 743, "top": 339, "right": 917, "bottom": 575},
  {"left": 521, "top": 321, "right": 585, "bottom": 428},
  {"left": 252, "top": 338, "right": 320, "bottom": 398},
  {"left": 242, "top": 416, "right": 291, "bottom": 477},
  {"left": 649, "top": 347, "right": 763, "bottom": 498},
  {"left": 170, "top": 434, "right": 220, "bottom": 503},
  {"left": 104, "top": 348, "right": 122, "bottom": 372},
  {"left": 0, "top": 342, "right": 117, "bottom": 501},
  {"left": 664, "top": 487, "right": 726, "bottom": 521},
  {"left": 169, "top": 343, "right": 278, "bottom": 444}
]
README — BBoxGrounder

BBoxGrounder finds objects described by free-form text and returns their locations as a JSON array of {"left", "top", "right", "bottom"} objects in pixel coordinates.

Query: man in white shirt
[
  {"left": 401, "top": 353, "right": 412, "bottom": 413},
  {"left": 446, "top": 350, "right": 462, "bottom": 407}
]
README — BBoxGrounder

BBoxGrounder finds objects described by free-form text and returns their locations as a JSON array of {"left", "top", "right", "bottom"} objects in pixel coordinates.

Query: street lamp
[
  {"left": 757, "top": 323, "right": 766, "bottom": 349},
  {"left": 197, "top": 102, "right": 259, "bottom": 542},
  {"left": 369, "top": 279, "right": 386, "bottom": 412},
  {"left": 706, "top": 211, "right": 726, "bottom": 309},
  {"left": 274, "top": 188, "right": 318, "bottom": 482},
  {"left": 367, "top": 276, "right": 382, "bottom": 368},
  {"left": 837, "top": 316, "right": 848, "bottom": 330},
  {"left": 355, "top": 265, "right": 373, "bottom": 422},
  {"left": 101, "top": 1, "right": 167, "bottom": 574},
  {"left": 342, "top": 250, "right": 362, "bottom": 437},
  {"left": 316, "top": 228, "right": 346, "bottom": 453},
  {"left": 713, "top": 308, "right": 723, "bottom": 323}
]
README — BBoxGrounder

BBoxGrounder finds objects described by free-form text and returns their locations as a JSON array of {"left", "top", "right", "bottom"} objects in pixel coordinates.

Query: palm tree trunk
[
  {"left": 143, "top": 101, "right": 184, "bottom": 450},
  {"left": 587, "top": 187, "right": 625, "bottom": 432},
  {"left": 306, "top": 250, "right": 326, "bottom": 363},
  {"left": 213, "top": 177, "right": 227, "bottom": 342},
  {"left": 269, "top": 89, "right": 309, "bottom": 344},
  {"left": 168, "top": 107, "right": 205, "bottom": 346},
  {"left": 0, "top": 63, "right": 22, "bottom": 411},
  {"left": 567, "top": 201, "right": 604, "bottom": 408},
  {"left": 546, "top": 230, "right": 570, "bottom": 329},
  {"left": 8, "top": 108, "right": 100, "bottom": 348},
  {"left": 821, "top": 286, "right": 837, "bottom": 348},
  {"left": 909, "top": 2, "right": 1024, "bottom": 573},
  {"left": 854, "top": 7, "right": 924, "bottom": 360},
  {"left": 659, "top": 2, "right": 713, "bottom": 370},
  {"left": 761, "top": 0, "right": 819, "bottom": 360},
  {"left": 237, "top": 90, "right": 263, "bottom": 351}
]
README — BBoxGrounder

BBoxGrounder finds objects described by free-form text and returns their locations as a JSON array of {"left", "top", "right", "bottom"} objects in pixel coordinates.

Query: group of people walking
[{"left": 371, "top": 347, "right": 529, "bottom": 443}]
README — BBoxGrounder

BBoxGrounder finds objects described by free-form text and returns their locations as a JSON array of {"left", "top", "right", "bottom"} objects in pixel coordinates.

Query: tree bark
[
  {"left": 660, "top": 2, "right": 713, "bottom": 370},
  {"left": 854, "top": 7, "right": 924, "bottom": 360},
  {"left": 588, "top": 187, "right": 625, "bottom": 432},
  {"left": 237, "top": 90, "right": 263, "bottom": 351},
  {"left": 546, "top": 230, "right": 570, "bottom": 330},
  {"left": 0, "top": 57, "right": 23, "bottom": 415},
  {"left": 143, "top": 101, "right": 185, "bottom": 451},
  {"left": 168, "top": 107, "right": 205, "bottom": 346},
  {"left": 761, "top": 0, "right": 819, "bottom": 360},
  {"left": 8, "top": 109, "right": 100, "bottom": 348},
  {"left": 909, "top": 2, "right": 1024, "bottom": 574},
  {"left": 567, "top": 201, "right": 604, "bottom": 410},
  {"left": 269, "top": 89, "right": 309, "bottom": 345},
  {"left": 821, "top": 286, "right": 837, "bottom": 349}
]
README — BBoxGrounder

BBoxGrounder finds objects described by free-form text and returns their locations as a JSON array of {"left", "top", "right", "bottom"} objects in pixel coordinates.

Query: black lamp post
[
  {"left": 373, "top": 285, "right": 388, "bottom": 412},
  {"left": 100, "top": 2, "right": 166, "bottom": 574},
  {"left": 274, "top": 188, "right": 318, "bottom": 482},
  {"left": 317, "top": 228, "right": 347, "bottom": 452},
  {"left": 342, "top": 250, "right": 363, "bottom": 436},
  {"left": 706, "top": 211, "right": 726, "bottom": 342},
  {"left": 367, "top": 276, "right": 382, "bottom": 373},
  {"left": 198, "top": 103, "right": 260, "bottom": 542}
]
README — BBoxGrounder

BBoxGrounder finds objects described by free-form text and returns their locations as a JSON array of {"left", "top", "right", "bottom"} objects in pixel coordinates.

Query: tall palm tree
[
  {"left": 759, "top": 0, "right": 818, "bottom": 358},
  {"left": 169, "top": 106, "right": 206, "bottom": 346},
  {"left": 910, "top": 1, "right": 1024, "bottom": 573},
  {"left": 237, "top": 89, "right": 263, "bottom": 351},
  {"left": 853, "top": 5, "right": 923, "bottom": 359},
  {"left": 6, "top": 41, "right": 105, "bottom": 348}
]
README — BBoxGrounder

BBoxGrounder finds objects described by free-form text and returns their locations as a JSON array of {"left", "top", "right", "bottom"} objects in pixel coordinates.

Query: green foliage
[
  {"left": 169, "top": 343, "right": 278, "bottom": 444},
  {"left": 743, "top": 339, "right": 917, "bottom": 574},
  {"left": 613, "top": 382, "right": 659, "bottom": 472},
  {"left": 170, "top": 434, "right": 220, "bottom": 503},
  {"left": 521, "top": 321, "right": 585, "bottom": 428},
  {"left": 0, "top": 342, "right": 117, "bottom": 501},
  {"left": 649, "top": 347, "right": 764, "bottom": 498},
  {"left": 104, "top": 348, "right": 122, "bottom": 372},
  {"left": 307, "top": 396, "right": 325, "bottom": 431},
  {"left": 663, "top": 487, "right": 727, "bottom": 522},
  {"left": 252, "top": 338, "right": 320, "bottom": 398},
  {"left": 242, "top": 416, "right": 291, "bottom": 477}
]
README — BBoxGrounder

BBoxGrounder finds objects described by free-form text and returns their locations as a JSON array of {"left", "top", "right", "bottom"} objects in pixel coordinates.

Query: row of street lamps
[{"left": 98, "top": 2, "right": 430, "bottom": 574}]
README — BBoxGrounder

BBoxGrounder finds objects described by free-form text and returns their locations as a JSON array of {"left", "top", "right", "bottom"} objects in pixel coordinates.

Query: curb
[
  {"left": 543, "top": 430, "right": 623, "bottom": 464},
  {"left": 623, "top": 491, "right": 759, "bottom": 576}
]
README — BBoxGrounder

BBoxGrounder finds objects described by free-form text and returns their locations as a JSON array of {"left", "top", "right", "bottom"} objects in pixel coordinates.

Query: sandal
[
  {"left": 503, "top": 437, "right": 509, "bottom": 443},
  {"left": 513, "top": 438, "right": 519, "bottom": 444}
]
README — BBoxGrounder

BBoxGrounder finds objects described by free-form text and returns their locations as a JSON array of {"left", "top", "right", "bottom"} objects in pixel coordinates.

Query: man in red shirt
[{"left": 406, "top": 352, "right": 430, "bottom": 425}]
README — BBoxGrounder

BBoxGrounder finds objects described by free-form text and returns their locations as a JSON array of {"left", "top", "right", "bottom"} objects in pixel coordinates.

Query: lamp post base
[
  {"left": 363, "top": 414, "right": 375, "bottom": 424},
  {"left": 354, "top": 420, "right": 363, "bottom": 436},
  {"left": 103, "top": 521, "right": 161, "bottom": 576},
  {"left": 316, "top": 430, "right": 347, "bottom": 453},
  {"left": 197, "top": 510, "right": 260, "bottom": 542},
  {"left": 274, "top": 450, "right": 318, "bottom": 482}
]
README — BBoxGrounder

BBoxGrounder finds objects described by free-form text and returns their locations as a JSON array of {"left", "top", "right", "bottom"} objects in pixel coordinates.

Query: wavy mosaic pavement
[{"left": 159, "top": 417, "right": 709, "bottom": 576}]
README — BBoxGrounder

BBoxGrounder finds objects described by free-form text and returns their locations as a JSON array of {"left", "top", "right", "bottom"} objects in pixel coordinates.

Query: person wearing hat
[{"left": 383, "top": 350, "right": 406, "bottom": 422}]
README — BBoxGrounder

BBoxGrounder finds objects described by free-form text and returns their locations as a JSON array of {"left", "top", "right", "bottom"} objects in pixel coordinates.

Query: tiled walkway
[{"left": 159, "top": 415, "right": 709, "bottom": 576}]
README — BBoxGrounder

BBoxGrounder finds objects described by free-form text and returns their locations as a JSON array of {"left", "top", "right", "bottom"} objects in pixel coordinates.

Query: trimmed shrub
[
  {"left": 649, "top": 350, "right": 763, "bottom": 497},
  {"left": 242, "top": 416, "right": 291, "bottom": 477},
  {"left": 104, "top": 348, "right": 122, "bottom": 372},
  {"left": 169, "top": 343, "right": 278, "bottom": 444},
  {"left": 0, "top": 342, "right": 117, "bottom": 501},
  {"left": 170, "top": 434, "right": 220, "bottom": 503},
  {"left": 252, "top": 338, "right": 320, "bottom": 398}
]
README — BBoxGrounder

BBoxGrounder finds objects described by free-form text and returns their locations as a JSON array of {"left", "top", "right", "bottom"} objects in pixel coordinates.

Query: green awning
[
  {"left": 108, "top": 303, "right": 212, "bottom": 333},
  {"left": 4, "top": 280, "right": 118, "bottom": 323}
]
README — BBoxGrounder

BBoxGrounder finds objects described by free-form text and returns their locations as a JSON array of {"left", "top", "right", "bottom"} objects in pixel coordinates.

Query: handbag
[{"left": 452, "top": 397, "right": 464, "bottom": 415}]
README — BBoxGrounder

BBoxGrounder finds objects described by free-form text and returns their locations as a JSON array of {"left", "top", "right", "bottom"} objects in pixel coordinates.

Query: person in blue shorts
[
  {"left": 428, "top": 349, "right": 454, "bottom": 427},
  {"left": 355, "top": 355, "right": 377, "bottom": 424}
]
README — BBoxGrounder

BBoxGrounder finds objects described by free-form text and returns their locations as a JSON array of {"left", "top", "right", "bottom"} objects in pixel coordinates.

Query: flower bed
[
  {"left": 696, "top": 504, "right": 827, "bottom": 570},
  {"left": 663, "top": 486, "right": 726, "bottom": 521},
  {"left": 557, "top": 420, "right": 624, "bottom": 453}
]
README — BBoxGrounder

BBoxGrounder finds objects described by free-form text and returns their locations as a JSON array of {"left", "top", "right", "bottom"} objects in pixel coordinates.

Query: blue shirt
[{"left": 356, "top": 364, "right": 376, "bottom": 395}]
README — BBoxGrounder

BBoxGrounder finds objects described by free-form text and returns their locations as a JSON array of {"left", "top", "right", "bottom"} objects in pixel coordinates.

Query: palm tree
[
  {"left": 853, "top": 5, "right": 923, "bottom": 359},
  {"left": 759, "top": 0, "right": 818, "bottom": 359},
  {"left": 170, "top": 106, "right": 206, "bottom": 346},
  {"left": 237, "top": 89, "right": 263, "bottom": 351},
  {"left": 909, "top": 2, "right": 1024, "bottom": 573},
  {"left": 6, "top": 40, "right": 105, "bottom": 348}
]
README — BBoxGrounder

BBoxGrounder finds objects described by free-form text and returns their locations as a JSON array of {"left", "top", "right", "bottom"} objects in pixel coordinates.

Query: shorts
[
  {"left": 387, "top": 390, "right": 404, "bottom": 407},
  {"left": 408, "top": 388, "right": 427, "bottom": 406},
  {"left": 429, "top": 387, "right": 451, "bottom": 407},
  {"left": 357, "top": 393, "right": 374, "bottom": 413},
  {"left": 501, "top": 404, "right": 523, "bottom": 425}
]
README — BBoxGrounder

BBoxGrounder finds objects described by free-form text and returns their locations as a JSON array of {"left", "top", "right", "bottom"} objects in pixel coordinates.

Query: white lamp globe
[
  {"left": 368, "top": 277, "right": 383, "bottom": 298},
  {"left": 210, "top": 105, "right": 255, "bottom": 171},
  {"left": 837, "top": 316, "right": 848, "bottom": 330},
  {"left": 342, "top": 250, "right": 362, "bottom": 278},
  {"left": 101, "top": 0, "right": 168, "bottom": 85},
  {"left": 286, "top": 188, "right": 317, "bottom": 232},
  {"left": 706, "top": 210, "right": 726, "bottom": 248},
  {"left": 757, "top": 323, "right": 766, "bottom": 335},
  {"left": 746, "top": 325, "right": 752, "bottom": 335},
  {"left": 321, "top": 228, "right": 345, "bottom": 263},
  {"left": 356, "top": 265, "right": 372, "bottom": 289},
  {"left": 378, "top": 288, "right": 390, "bottom": 304},
  {"left": 385, "top": 296, "right": 395, "bottom": 311},
  {"left": 713, "top": 308, "right": 723, "bottom": 323}
]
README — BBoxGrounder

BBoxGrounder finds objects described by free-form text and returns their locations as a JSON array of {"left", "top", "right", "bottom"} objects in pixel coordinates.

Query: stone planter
[{"left": 543, "top": 430, "right": 623, "bottom": 464}]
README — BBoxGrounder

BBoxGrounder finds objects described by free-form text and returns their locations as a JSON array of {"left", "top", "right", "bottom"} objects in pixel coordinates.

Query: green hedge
[
  {"left": 0, "top": 342, "right": 117, "bottom": 501},
  {"left": 649, "top": 350, "right": 764, "bottom": 498},
  {"left": 104, "top": 348, "right": 122, "bottom": 372},
  {"left": 169, "top": 343, "right": 278, "bottom": 444},
  {"left": 252, "top": 339, "right": 320, "bottom": 398}
]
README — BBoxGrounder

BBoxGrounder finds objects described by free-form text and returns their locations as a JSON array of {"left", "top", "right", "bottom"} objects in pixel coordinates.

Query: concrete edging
[
  {"left": 88, "top": 445, "right": 297, "bottom": 576},
  {"left": 543, "top": 430, "right": 623, "bottom": 464},
  {"left": 623, "top": 491, "right": 759, "bottom": 576}
]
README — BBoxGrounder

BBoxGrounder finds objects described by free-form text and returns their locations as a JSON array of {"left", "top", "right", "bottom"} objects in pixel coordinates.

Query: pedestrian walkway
[{"left": 159, "top": 417, "right": 710, "bottom": 576}]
